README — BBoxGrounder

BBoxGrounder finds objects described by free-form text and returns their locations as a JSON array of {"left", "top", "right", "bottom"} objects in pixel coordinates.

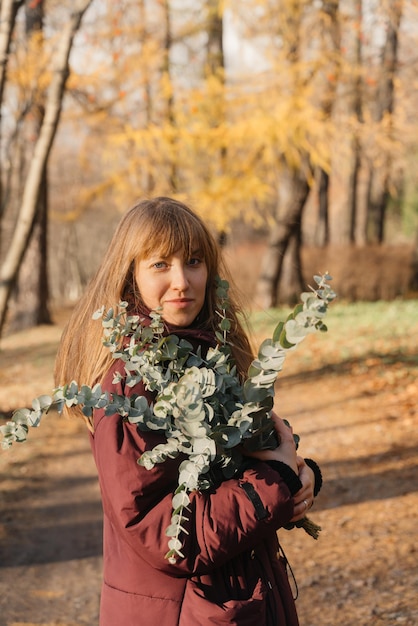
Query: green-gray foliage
[{"left": 0, "top": 274, "right": 336, "bottom": 562}]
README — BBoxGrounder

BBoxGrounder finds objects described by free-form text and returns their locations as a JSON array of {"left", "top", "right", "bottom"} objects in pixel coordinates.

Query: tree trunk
[
  {"left": 8, "top": 181, "right": 50, "bottom": 331},
  {"left": 366, "top": 170, "right": 388, "bottom": 243},
  {"left": 0, "top": 0, "right": 93, "bottom": 337},
  {"left": 255, "top": 168, "right": 310, "bottom": 308},
  {"left": 206, "top": 0, "right": 224, "bottom": 77},
  {"left": 366, "top": 2, "right": 403, "bottom": 244},
  {"left": 279, "top": 223, "right": 305, "bottom": 305},
  {"left": 0, "top": 0, "right": 24, "bottom": 227},
  {"left": 254, "top": 2, "right": 310, "bottom": 309},
  {"left": 206, "top": 0, "right": 226, "bottom": 243},
  {"left": 9, "top": 0, "right": 53, "bottom": 331},
  {"left": 347, "top": 0, "right": 363, "bottom": 244},
  {"left": 139, "top": 0, "right": 155, "bottom": 193},
  {"left": 161, "top": 0, "right": 177, "bottom": 191},
  {"left": 314, "top": 0, "right": 340, "bottom": 247},
  {"left": 348, "top": 146, "right": 361, "bottom": 243},
  {"left": 409, "top": 229, "right": 418, "bottom": 293},
  {"left": 0, "top": 1, "right": 22, "bottom": 100},
  {"left": 315, "top": 168, "right": 330, "bottom": 246}
]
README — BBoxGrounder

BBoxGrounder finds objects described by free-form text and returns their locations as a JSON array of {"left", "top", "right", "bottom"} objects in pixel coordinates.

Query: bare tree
[
  {"left": 8, "top": 0, "right": 52, "bottom": 332},
  {"left": 347, "top": 0, "right": 363, "bottom": 244},
  {"left": 0, "top": 0, "right": 24, "bottom": 226},
  {"left": 0, "top": 0, "right": 93, "bottom": 337},
  {"left": 206, "top": 0, "right": 224, "bottom": 77},
  {"left": 314, "top": 0, "right": 341, "bottom": 247},
  {"left": 366, "top": 0, "right": 403, "bottom": 243},
  {"left": 256, "top": 163, "right": 311, "bottom": 308},
  {"left": 255, "top": 1, "right": 311, "bottom": 307},
  {"left": 161, "top": 0, "right": 177, "bottom": 191},
  {"left": 409, "top": 230, "right": 418, "bottom": 292},
  {"left": 205, "top": 0, "right": 227, "bottom": 245}
]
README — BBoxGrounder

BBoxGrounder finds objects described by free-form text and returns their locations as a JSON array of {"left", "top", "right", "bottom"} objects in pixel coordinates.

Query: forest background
[
  {"left": 1, "top": 2, "right": 418, "bottom": 625},
  {"left": 0, "top": 0, "right": 417, "bottom": 337}
]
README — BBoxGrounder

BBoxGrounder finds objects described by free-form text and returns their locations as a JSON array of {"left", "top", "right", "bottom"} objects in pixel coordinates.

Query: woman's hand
[
  {"left": 242, "top": 414, "right": 298, "bottom": 474},
  {"left": 290, "top": 457, "right": 316, "bottom": 522}
]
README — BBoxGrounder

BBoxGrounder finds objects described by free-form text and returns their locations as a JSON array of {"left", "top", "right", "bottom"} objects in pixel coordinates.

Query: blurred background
[
  {"left": 0, "top": 2, "right": 417, "bottom": 625},
  {"left": 0, "top": 0, "right": 417, "bottom": 336}
]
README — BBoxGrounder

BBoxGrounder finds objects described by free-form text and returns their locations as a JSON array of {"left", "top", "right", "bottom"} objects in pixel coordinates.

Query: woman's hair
[{"left": 54, "top": 197, "right": 254, "bottom": 424}]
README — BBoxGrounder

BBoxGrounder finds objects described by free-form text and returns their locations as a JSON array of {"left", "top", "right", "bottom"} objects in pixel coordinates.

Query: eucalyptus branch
[
  {"left": 1, "top": 273, "right": 336, "bottom": 558},
  {"left": 242, "top": 272, "right": 336, "bottom": 452},
  {"left": 214, "top": 277, "right": 232, "bottom": 346}
]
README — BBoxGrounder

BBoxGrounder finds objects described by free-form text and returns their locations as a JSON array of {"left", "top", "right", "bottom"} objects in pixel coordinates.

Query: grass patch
[{"left": 248, "top": 299, "right": 418, "bottom": 375}]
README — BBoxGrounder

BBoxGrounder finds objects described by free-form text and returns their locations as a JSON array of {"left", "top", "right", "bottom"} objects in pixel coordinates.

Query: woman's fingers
[
  {"left": 291, "top": 458, "right": 315, "bottom": 521},
  {"left": 271, "top": 414, "right": 296, "bottom": 445},
  {"left": 290, "top": 496, "right": 314, "bottom": 522}
]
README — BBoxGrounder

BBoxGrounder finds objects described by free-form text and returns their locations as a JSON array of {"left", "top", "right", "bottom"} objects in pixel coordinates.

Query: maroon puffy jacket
[{"left": 90, "top": 355, "right": 300, "bottom": 626}]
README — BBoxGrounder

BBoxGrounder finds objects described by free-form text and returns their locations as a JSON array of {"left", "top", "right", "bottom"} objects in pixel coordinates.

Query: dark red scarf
[{"left": 132, "top": 300, "right": 218, "bottom": 350}]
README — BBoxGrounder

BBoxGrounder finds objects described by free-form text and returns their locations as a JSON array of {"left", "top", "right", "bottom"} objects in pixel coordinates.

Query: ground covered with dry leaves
[{"left": 0, "top": 301, "right": 417, "bottom": 626}]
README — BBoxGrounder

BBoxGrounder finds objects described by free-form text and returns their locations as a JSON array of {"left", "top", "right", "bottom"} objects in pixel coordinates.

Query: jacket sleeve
[{"left": 91, "top": 360, "right": 298, "bottom": 577}]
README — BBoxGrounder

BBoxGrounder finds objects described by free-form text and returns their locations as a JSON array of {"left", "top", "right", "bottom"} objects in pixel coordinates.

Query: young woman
[{"left": 55, "top": 197, "right": 321, "bottom": 626}]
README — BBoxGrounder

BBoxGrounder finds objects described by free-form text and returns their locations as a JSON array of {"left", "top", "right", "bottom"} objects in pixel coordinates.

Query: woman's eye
[
  {"left": 188, "top": 257, "right": 202, "bottom": 266},
  {"left": 153, "top": 261, "right": 167, "bottom": 269}
]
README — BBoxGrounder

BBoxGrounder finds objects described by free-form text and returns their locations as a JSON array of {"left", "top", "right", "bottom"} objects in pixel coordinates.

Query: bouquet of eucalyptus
[{"left": 1, "top": 274, "right": 336, "bottom": 563}]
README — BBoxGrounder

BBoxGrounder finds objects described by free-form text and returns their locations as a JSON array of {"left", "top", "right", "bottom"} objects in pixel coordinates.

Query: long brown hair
[{"left": 54, "top": 197, "right": 254, "bottom": 424}]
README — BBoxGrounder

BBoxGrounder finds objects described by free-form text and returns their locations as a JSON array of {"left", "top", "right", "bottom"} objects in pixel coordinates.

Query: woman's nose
[{"left": 171, "top": 264, "right": 189, "bottom": 290}]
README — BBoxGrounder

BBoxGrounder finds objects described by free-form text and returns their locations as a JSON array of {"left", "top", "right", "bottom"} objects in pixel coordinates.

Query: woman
[{"left": 55, "top": 197, "right": 321, "bottom": 625}]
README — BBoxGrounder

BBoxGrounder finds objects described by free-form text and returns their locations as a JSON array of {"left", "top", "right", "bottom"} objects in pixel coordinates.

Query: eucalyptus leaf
[
  {"left": 32, "top": 395, "right": 53, "bottom": 412},
  {"left": 211, "top": 425, "right": 242, "bottom": 449},
  {"left": 243, "top": 381, "right": 273, "bottom": 403},
  {"left": 172, "top": 490, "right": 190, "bottom": 510},
  {"left": 167, "top": 538, "right": 184, "bottom": 554},
  {"left": 12, "top": 408, "right": 32, "bottom": 423},
  {"left": 165, "top": 523, "right": 188, "bottom": 537}
]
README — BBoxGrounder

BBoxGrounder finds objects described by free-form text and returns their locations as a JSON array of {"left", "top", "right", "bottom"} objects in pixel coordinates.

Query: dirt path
[{"left": 0, "top": 321, "right": 417, "bottom": 626}]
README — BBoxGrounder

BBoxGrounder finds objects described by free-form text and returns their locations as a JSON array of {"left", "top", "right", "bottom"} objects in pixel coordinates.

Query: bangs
[{"left": 139, "top": 205, "right": 213, "bottom": 262}]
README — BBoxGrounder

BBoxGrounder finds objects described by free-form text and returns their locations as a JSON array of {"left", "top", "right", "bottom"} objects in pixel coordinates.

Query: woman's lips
[{"left": 165, "top": 298, "right": 194, "bottom": 308}]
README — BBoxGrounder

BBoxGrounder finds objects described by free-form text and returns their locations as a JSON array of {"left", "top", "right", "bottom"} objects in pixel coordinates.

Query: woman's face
[{"left": 135, "top": 248, "right": 208, "bottom": 327}]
